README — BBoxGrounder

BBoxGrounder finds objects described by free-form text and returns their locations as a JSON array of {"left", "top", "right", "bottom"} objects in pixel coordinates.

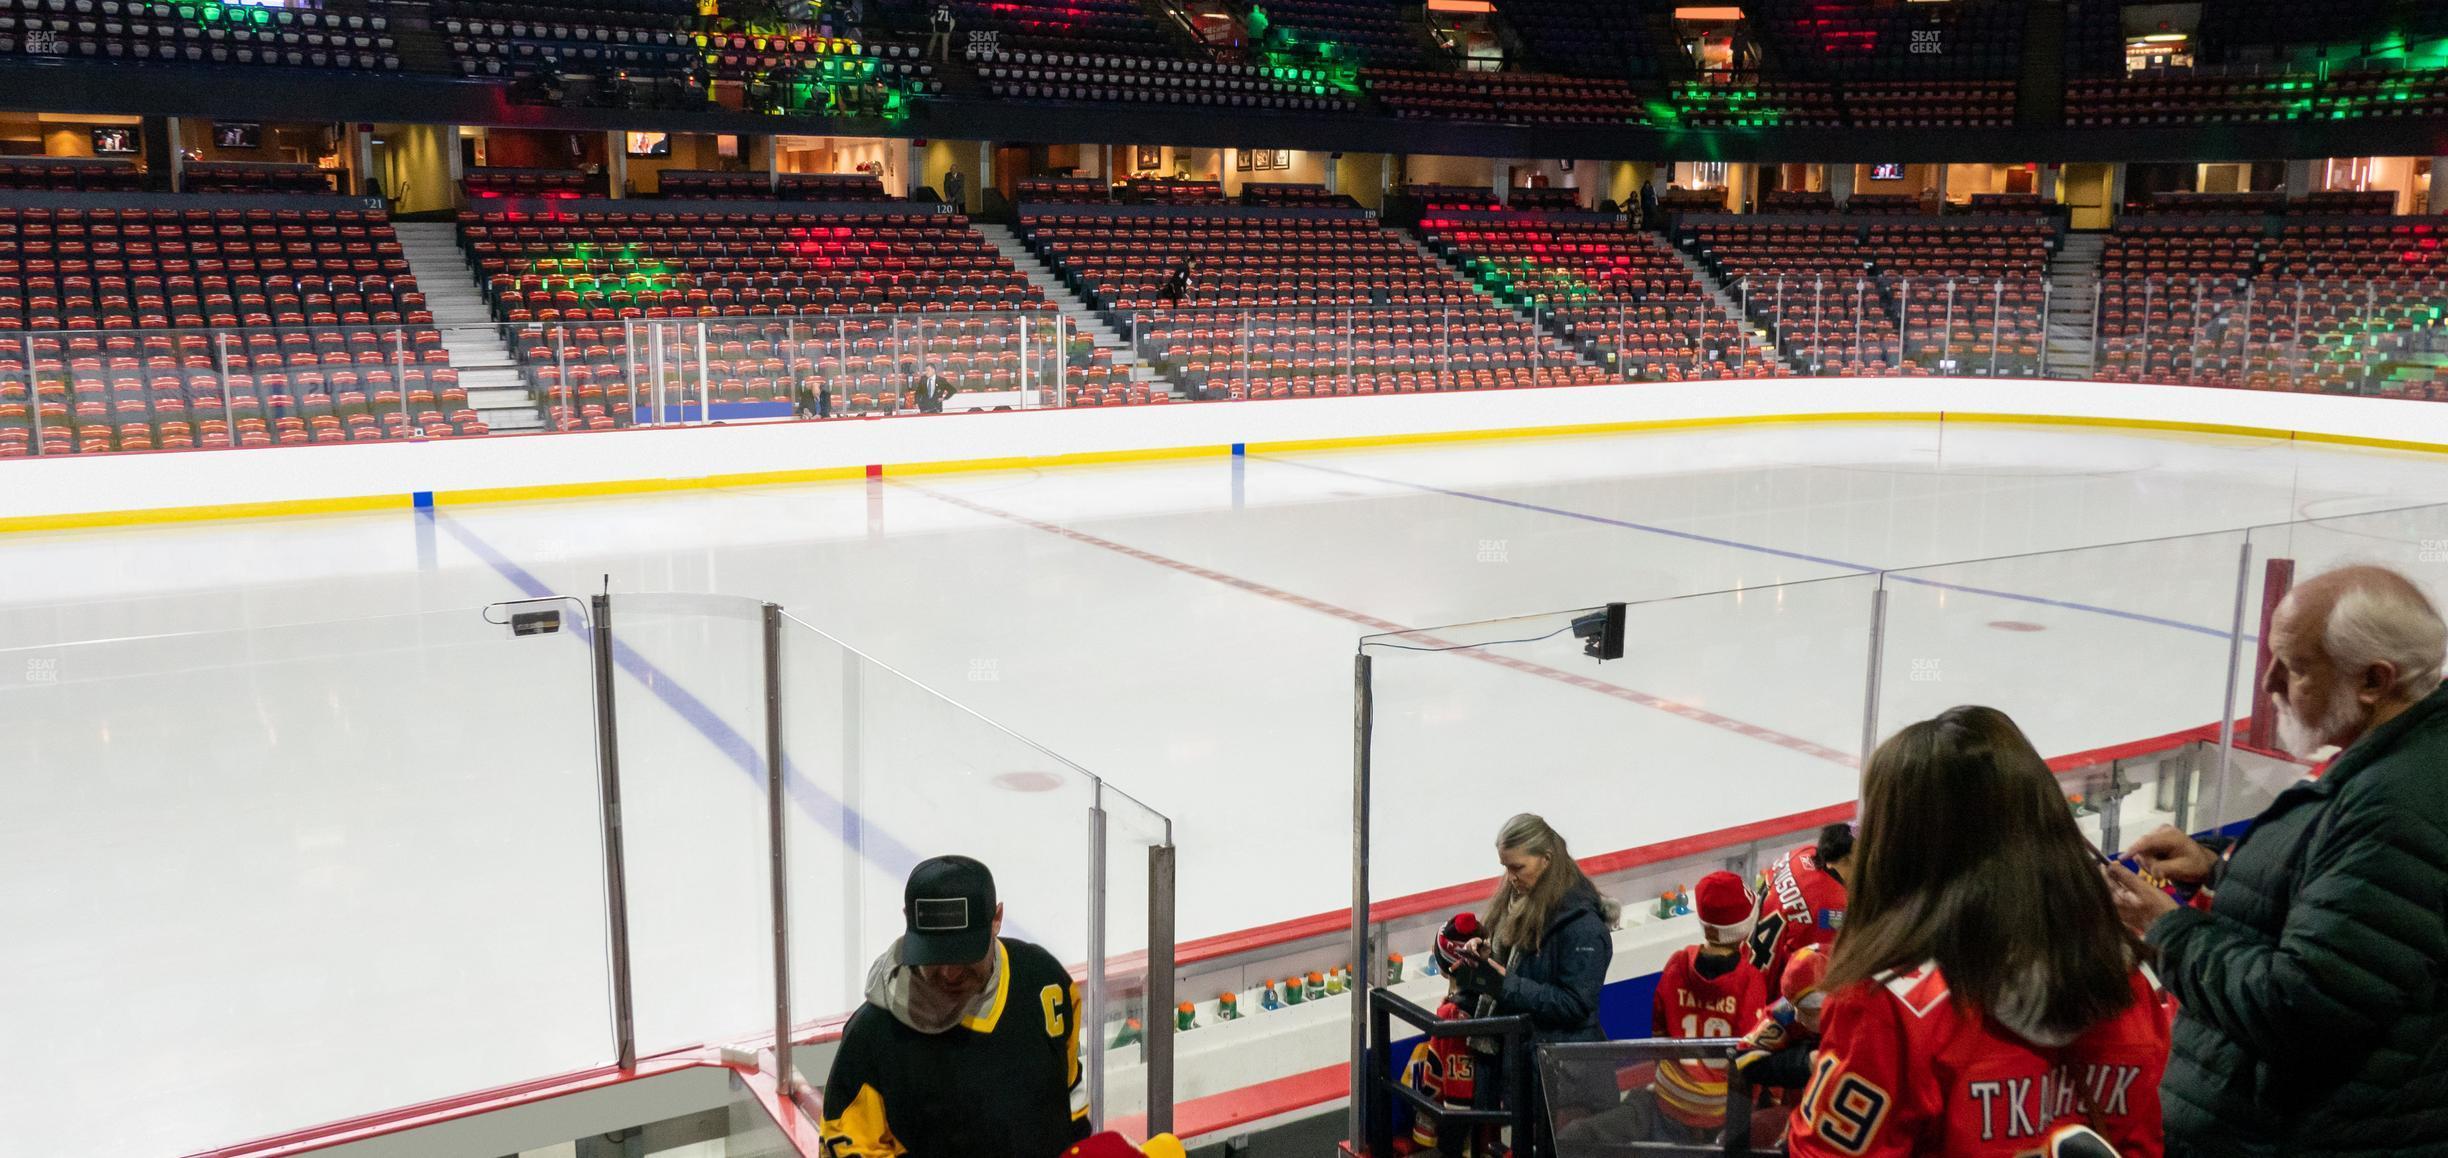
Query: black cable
[{"left": 1366, "top": 622, "right": 1576, "bottom": 653}]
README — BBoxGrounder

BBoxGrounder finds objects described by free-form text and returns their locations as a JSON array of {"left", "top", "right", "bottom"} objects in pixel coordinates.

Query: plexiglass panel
[{"left": 0, "top": 603, "right": 613, "bottom": 1155}]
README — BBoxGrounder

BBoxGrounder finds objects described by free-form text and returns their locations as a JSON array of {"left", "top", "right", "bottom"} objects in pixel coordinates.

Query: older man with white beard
[{"left": 2105, "top": 565, "right": 2448, "bottom": 1157}]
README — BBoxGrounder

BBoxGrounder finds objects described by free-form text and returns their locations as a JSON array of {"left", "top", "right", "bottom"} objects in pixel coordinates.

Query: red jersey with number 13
[
  {"left": 1787, "top": 964, "right": 2171, "bottom": 1158},
  {"left": 1748, "top": 844, "right": 1848, "bottom": 996}
]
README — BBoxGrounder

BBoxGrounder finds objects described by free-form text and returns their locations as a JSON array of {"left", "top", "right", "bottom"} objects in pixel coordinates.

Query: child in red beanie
[
  {"left": 1559, "top": 872, "right": 1766, "bottom": 1148},
  {"left": 1395, "top": 912, "right": 1500, "bottom": 1155}
]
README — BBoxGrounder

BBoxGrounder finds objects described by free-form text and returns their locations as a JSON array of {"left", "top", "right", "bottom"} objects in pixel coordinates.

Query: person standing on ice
[
  {"left": 821, "top": 855, "right": 1090, "bottom": 1157},
  {"left": 2107, "top": 565, "right": 2448, "bottom": 1157}
]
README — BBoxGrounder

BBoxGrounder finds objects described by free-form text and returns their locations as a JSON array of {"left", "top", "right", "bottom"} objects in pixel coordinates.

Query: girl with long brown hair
[{"left": 1788, "top": 706, "right": 2172, "bottom": 1157}]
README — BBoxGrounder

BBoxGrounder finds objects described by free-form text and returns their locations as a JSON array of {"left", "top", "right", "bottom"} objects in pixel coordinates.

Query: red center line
[{"left": 895, "top": 480, "right": 1859, "bottom": 769}]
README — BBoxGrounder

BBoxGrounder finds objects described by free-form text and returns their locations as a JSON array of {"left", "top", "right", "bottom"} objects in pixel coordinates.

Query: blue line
[
  {"left": 413, "top": 508, "right": 438, "bottom": 573},
  {"left": 433, "top": 514, "right": 924, "bottom": 889},
  {"left": 1262, "top": 455, "right": 2244, "bottom": 640}
]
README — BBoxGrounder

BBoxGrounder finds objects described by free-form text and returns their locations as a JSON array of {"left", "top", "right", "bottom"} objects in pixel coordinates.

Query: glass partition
[
  {"left": 1357, "top": 575, "right": 1880, "bottom": 981},
  {"left": 631, "top": 309, "right": 1073, "bottom": 421},
  {"left": 0, "top": 601, "right": 612, "bottom": 1156},
  {"left": 1874, "top": 529, "right": 2254, "bottom": 759},
  {"left": 606, "top": 592, "right": 779, "bottom": 1054},
  {"left": 2231, "top": 501, "right": 2448, "bottom": 818},
  {"left": 772, "top": 609, "right": 1173, "bottom": 1130},
  {"left": 1097, "top": 781, "right": 1174, "bottom": 1143},
  {"left": 9, "top": 280, "right": 2448, "bottom": 463}
]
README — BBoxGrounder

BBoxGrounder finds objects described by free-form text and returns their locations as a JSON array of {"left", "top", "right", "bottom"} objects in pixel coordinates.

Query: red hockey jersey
[
  {"left": 1399, "top": 1000, "right": 1486, "bottom": 1151},
  {"left": 1787, "top": 964, "right": 2172, "bottom": 1158},
  {"left": 1651, "top": 945, "right": 1767, "bottom": 1129},
  {"left": 1748, "top": 844, "right": 1848, "bottom": 998}
]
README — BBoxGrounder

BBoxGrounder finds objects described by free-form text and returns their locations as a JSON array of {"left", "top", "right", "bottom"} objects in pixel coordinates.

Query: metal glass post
[
  {"left": 762, "top": 603, "right": 795, "bottom": 1093},
  {"left": 1853, "top": 278, "right": 1866, "bottom": 372},
  {"left": 26, "top": 334, "right": 43, "bottom": 455},
  {"left": 215, "top": 333, "right": 234, "bottom": 440},
  {"left": 2203, "top": 281, "right": 2222, "bottom": 381},
  {"left": 695, "top": 320, "right": 711, "bottom": 424},
  {"left": 554, "top": 325, "right": 570, "bottom": 427},
  {"left": 2211, "top": 540, "right": 2255, "bottom": 831},
  {"left": 1811, "top": 275, "right": 1824, "bottom": 373},
  {"left": 2240, "top": 281, "right": 2256, "bottom": 384},
  {"left": 1240, "top": 312, "right": 1251, "bottom": 399},
  {"left": 1347, "top": 650, "right": 1374, "bottom": 1148},
  {"left": 1989, "top": 280, "right": 2004, "bottom": 378},
  {"left": 623, "top": 318, "right": 639, "bottom": 425},
  {"left": 2090, "top": 282, "right": 2105, "bottom": 377},
  {"left": 837, "top": 319, "right": 849, "bottom": 413},
  {"left": 1018, "top": 314, "right": 1031, "bottom": 408},
  {"left": 786, "top": 315, "right": 799, "bottom": 401},
  {"left": 1146, "top": 837, "right": 1177, "bottom": 1135},
  {"left": 393, "top": 329, "right": 409, "bottom": 431},
  {"left": 1775, "top": 276, "right": 1787, "bottom": 359},
  {"left": 2040, "top": 277, "right": 2054, "bottom": 378},
  {"left": 590, "top": 593, "right": 639, "bottom": 1071},
  {"left": 1056, "top": 313, "right": 1068, "bottom": 409},
  {"left": 2293, "top": 283, "right": 2306, "bottom": 389},
  {"left": 2366, "top": 281, "right": 2381, "bottom": 390},
  {"left": 1863, "top": 580, "right": 1888, "bottom": 764},
  {"left": 1942, "top": 279, "right": 1957, "bottom": 375},
  {"left": 2141, "top": 280, "right": 2156, "bottom": 381},
  {"left": 1086, "top": 781, "right": 1109, "bottom": 1125},
  {"left": 651, "top": 323, "right": 667, "bottom": 425},
  {"left": 1896, "top": 278, "right": 1910, "bottom": 370}
]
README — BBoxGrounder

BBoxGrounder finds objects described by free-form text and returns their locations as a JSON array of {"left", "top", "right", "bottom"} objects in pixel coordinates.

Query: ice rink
[{"left": 14, "top": 418, "right": 2448, "bottom": 1154}]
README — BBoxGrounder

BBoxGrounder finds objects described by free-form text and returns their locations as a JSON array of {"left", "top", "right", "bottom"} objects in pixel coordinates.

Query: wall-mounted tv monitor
[
  {"left": 214, "top": 122, "right": 263, "bottom": 149},
  {"left": 625, "top": 131, "right": 671, "bottom": 158},
  {"left": 1869, "top": 162, "right": 1906, "bottom": 181},
  {"left": 90, "top": 128, "right": 140, "bottom": 154}
]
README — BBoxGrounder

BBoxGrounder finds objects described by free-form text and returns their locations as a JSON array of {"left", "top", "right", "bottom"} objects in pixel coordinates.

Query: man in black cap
[{"left": 820, "top": 855, "right": 1090, "bottom": 1157}]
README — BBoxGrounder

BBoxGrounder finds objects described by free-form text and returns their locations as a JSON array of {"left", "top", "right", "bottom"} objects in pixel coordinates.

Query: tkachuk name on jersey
[{"left": 1967, "top": 1064, "right": 2147, "bottom": 1142}]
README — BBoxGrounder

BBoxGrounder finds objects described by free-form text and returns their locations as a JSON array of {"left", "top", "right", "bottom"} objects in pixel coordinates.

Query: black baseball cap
[{"left": 900, "top": 855, "right": 998, "bottom": 966}]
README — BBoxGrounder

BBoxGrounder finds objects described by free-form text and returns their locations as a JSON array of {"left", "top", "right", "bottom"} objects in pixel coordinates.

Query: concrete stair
[
  {"left": 2044, "top": 232, "right": 2107, "bottom": 378},
  {"left": 395, "top": 221, "right": 545, "bottom": 431},
  {"left": 976, "top": 223, "right": 1175, "bottom": 394},
  {"left": 1670, "top": 246, "right": 1787, "bottom": 370}
]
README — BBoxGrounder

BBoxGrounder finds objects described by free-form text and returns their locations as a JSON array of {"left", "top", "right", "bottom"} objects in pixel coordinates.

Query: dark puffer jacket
[
  {"left": 2149, "top": 682, "right": 2448, "bottom": 1156},
  {"left": 1490, "top": 880, "right": 1617, "bottom": 1143},
  {"left": 1492, "top": 879, "right": 1614, "bottom": 1043}
]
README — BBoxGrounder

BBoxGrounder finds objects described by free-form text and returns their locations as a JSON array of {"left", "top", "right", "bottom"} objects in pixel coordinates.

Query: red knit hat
[
  {"left": 1695, "top": 870, "right": 1756, "bottom": 946},
  {"left": 1433, "top": 911, "right": 1482, "bottom": 975}
]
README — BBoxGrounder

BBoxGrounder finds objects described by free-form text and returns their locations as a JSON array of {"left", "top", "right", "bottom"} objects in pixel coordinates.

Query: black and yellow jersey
[{"left": 821, "top": 938, "right": 1090, "bottom": 1158}]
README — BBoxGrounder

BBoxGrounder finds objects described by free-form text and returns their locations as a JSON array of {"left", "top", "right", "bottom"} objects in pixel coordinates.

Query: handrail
[{"left": 1364, "top": 987, "right": 1537, "bottom": 1157}]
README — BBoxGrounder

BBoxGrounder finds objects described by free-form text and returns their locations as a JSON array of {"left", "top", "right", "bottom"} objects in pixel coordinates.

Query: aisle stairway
[
  {"left": 976, "top": 223, "right": 1175, "bottom": 395},
  {"left": 1669, "top": 247, "right": 1785, "bottom": 371},
  {"left": 395, "top": 222, "right": 544, "bottom": 430},
  {"left": 2045, "top": 232, "right": 2106, "bottom": 378}
]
